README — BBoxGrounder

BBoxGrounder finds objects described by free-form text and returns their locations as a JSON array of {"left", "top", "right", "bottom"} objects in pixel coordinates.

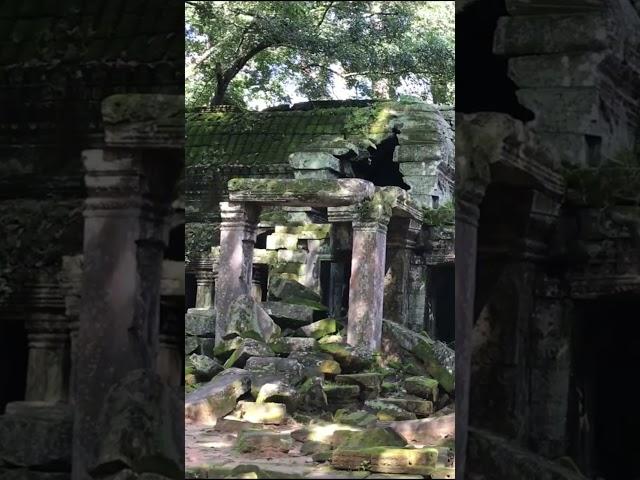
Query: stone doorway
[
  {"left": 185, "top": 273, "right": 197, "bottom": 312},
  {"left": 568, "top": 297, "right": 640, "bottom": 479},
  {"left": 0, "top": 321, "right": 28, "bottom": 413},
  {"left": 427, "top": 264, "right": 455, "bottom": 343}
]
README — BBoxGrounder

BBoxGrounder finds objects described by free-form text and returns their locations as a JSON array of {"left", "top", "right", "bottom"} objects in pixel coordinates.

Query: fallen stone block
[
  {"left": 387, "top": 413, "right": 455, "bottom": 446},
  {"left": 269, "top": 336, "right": 317, "bottom": 354},
  {"left": 375, "top": 398, "right": 433, "bottom": 417},
  {"left": 231, "top": 401, "right": 288, "bottom": 425},
  {"left": 318, "top": 333, "right": 344, "bottom": 344},
  {"left": 288, "top": 351, "right": 341, "bottom": 377},
  {"left": 331, "top": 447, "right": 438, "bottom": 475},
  {"left": 382, "top": 320, "right": 454, "bottom": 394},
  {"left": 332, "top": 427, "right": 407, "bottom": 450},
  {"left": 185, "top": 308, "right": 215, "bottom": 337},
  {"left": 225, "top": 294, "right": 281, "bottom": 343},
  {"left": 300, "top": 318, "right": 337, "bottom": 339},
  {"left": 213, "top": 418, "right": 258, "bottom": 433},
  {"left": 223, "top": 338, "right": 274, "bottom": 369},
  {"left": 212, "top": 337, "right": 243, "bottom": 360},
  {"left": 262, "top": 301, "right": 315, "bottom": 327},
  {"left": 318, "top": 343, "right": 372, "bottom": 373},
  {"left": 334, "top": 409, "right": 378, "bottom": 428},
  {"left": 404, "top": 376, "right": 439, "bottom": 402},
  {"left": 188, "top": 354, "right": 223, "bottom": 381},
  {"left": 185, "top": 368, "right": 251, "bottom": 425},
  {"left": 234, "top": 430, "right": 293, "bottom": 454},
  {"left": 323, "top": 384, "right": 360, "bottom": 401},
  {"left": 0, "top": 402, "right": 72, "bottom": 469},
  {"left": 336, "top": 373, "right": 382, "bottom": 400},
  {"left": 268, "top": 276, "right": 327, "bottom": 310},
  {"left": 245, "top": 356, "right": 306, "bottom": 385},
  {"left": 365, "top": 400, "right": 417, "bottom": 421},
  {"left": 256, "top": 381, "right": 300, "bottom": 412}
]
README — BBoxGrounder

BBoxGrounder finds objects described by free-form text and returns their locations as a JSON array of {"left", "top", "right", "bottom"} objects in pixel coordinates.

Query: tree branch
[{"left": 316, "top": 1, "right": 335, "bottom": 28}]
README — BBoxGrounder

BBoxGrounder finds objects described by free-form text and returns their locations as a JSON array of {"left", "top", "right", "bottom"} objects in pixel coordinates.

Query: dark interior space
[
  {"left": 429, "top": 264, "right": 455, "bottom": 344},
  {"left": 568, "top": 297, "right": 640, "bottom": 479},
  {"left": 0, "top": 321, "right": 28, "bottom": 413},
  {"left": 185, "top": 273, "right": 197, "bottom": 312},
  {"left": 165, "top": 223, "right": 185, "bottom": 261},
  {"left": 256, "top": 230, "right": 269, "bottom": 249},
  {"left": 456, "top": 0, "right": 534, "bottom": 121},
  {"left": 351, "top": 135, "right": 410, "bottom": 189}
]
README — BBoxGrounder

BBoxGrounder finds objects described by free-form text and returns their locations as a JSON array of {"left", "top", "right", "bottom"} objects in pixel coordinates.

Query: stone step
[
  {"left": 331, "top": 447, "right": 438, "bottom": 475},
  {"left": 234, "top": 430, "right": 293, "bottom": 454}
]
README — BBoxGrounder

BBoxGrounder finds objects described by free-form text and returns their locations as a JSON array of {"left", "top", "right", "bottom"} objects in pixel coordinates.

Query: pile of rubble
[{"left": 185, "top": 277, "right": 455, "bottom": 479}]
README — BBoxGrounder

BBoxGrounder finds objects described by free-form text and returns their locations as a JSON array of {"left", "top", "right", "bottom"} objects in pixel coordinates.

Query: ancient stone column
[
  {"left": 455, "top": 192, "right": 482, "bottom": 480},
  {"left": 213, "top": 201, "right": 260, "bottom": 344},
  {"left": 383, "top": 217, "right": 422, "bottom": 327},
  {"left": 194, "top": 269, "right": 214, "bottom": 308},
  {"left": 25, "top": 313, "right": 70, "bottom": 402},
  {"left": 408, "top": 255, "right": 429, "bottom": 333},
  {"left": 347, "top": 205, "right": 391, "bottom": 352}
]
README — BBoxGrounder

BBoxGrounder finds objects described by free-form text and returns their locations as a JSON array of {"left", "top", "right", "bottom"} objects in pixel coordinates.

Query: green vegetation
[
  {"left": 186, "top": 1, "right": 454, "bottom": 109},
  {"left": 422, "top": 200, "right": 454, "bottom": 226}
]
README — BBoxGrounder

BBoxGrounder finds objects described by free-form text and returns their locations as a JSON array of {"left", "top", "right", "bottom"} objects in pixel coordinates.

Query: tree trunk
[{"left": 210, "top": 76, "right": 229, "bottom": 106}]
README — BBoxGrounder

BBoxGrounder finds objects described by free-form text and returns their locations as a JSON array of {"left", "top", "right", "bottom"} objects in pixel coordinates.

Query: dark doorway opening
[
  {"left": 0, "top": 321, "right": 28, "bottom": 413},
  {"left": 165, "top": 223, "right": 185, "bottom": 261},
  {"left": 456, "top": 0, "right": 534, "bottom": 120},
  {"left": 351, "top": 135, "right": 409, "bottom": 189},
  {"left": 568, "top": 297, "right": 640, "bottom": 479},
  {"left": 185, "top": 272, "right": 197, "bottom": 312},
  {"left": 428, "top": 264, "right": 455, "bottom": 343}
]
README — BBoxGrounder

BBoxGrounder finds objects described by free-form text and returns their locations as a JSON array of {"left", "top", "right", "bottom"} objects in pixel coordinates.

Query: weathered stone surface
[
  {"left": 223, "top": 339, "right": 274, "bottom": 369},
  {"left": 269, "top": 336, "right": 317, "bottom": 354},
  {"left": 323, "top": 384, "right": 360, "bottom": 400},
  {"left": 234, "top": 430, "right": 293, "bottom": 454},
  {"left": 185, "top": 368, "right": 251, "bottom": 424},
  {"left": 318, "top": 334, "right": 344, "bottom": 344},
  {"left": 365, "top": 400, "right": 417, "bottom": 421},
  {"left": 256, "top": 381, "right": 300, "bottom": 412},
  {"left": 185, "top": 308, "right": 215, "bottom": 337},
  {"left": 212, "top": 337, "right": 244, "bottom": 360},
  {"left": 336, "top": 373, "right": 382, "bottom": 400},
  {"left": 331, "top": 447, "right": 437, "bottom": 474},
  {"left": 300, "top": 318, "right": 337, "bottom": 339},
  {"left": 0, "top": 470, "right": 71, "bottom": 480},
  {"left": 231, "top": 401, "right": 287, "bottom": 425},
  {"left": 185, "top": 336, "right": 199, "bottom": 355},
  {"left": 289, "top": 151, "right": 341, "bottom": 171},
  {"left": 301, "top": 440, "right": 333, "bottom": 456},
  {"left": 245, "top": 356, "right": 306, "bottom": 386},
  {"left": 334, "top": 409, "right": 378, "bottom": 428},
  {"left": 213, "top": 418, "right": 258, "bottom": 433},
  {"left": 318, "top": 343, "right": 372, "bottom": 373},
  {"left": 289, "top": 351, "right": 341, "bottom": 377},
  {"left": 268, "top": 276, "right": 326, "bottom": 310},
  {"left": 227, "top": 178, "right": 375, "bottom": 207},
  {"left": 266, "top": 233, "right": 299, "bottom": 250},
  {"left": 298, "top": 377, "right": 329, "bottom": 412},
  {"left": 332, "top": 427, "right": 407, "bottom": 450},
  {"left": 375, "top": 398, "right": 433, "bottom": 417},
  {"left": 261, "top": 301, "right": 315, "bottom": 326},
  {"left": 404, "top": 376, "right": 439, "bottom": 402},
  {"left": 0, "top": 402, "right": 72, "bottom": 469},
  {"left": 188, "top": 354, "right": 223, "bottom": 381},
  {"left": 225, "top": 294, "right": 281, "bottom": 343},
  {"left": 91, "top": 370, "right": 183, "bottom": 479},
  {"left": 382, "top": 320, "right": 454, "bottom": 393},
  {"left": 387, "top": 413, "right": 455, "bottom": 446}
]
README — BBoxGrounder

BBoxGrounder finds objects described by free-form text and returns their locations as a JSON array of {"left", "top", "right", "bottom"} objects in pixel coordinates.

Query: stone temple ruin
[
  {"left": 185, "top": 99, "right": 456, "bottom": 478},
  {"left": 457, "top": 1, "right": 640, "bottom": 479}
]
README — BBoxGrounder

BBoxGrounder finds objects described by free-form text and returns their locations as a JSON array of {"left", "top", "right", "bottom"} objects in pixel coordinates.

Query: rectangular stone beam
[{"left": 227, "top": 178, "right": 375, "bottom": 207}]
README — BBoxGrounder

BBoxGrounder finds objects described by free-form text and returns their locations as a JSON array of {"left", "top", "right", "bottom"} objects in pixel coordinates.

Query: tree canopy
[{"left": 186, "top": 1, "right": 454, "bottom": 110}]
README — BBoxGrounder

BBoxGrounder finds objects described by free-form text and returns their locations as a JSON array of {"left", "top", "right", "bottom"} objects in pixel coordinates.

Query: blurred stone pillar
[
  {"left": 73, "top": 94, "right": 183, "bottom": 480},
  {"left": 213, "top": 201, "right": 260, "bottom": 344},
  {"left": 194, "top": 268, "right": 214, "bottom": 309}
]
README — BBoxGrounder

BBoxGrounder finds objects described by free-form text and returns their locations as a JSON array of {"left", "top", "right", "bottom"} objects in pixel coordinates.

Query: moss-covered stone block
[
  {"left": 364, "top": 400, "right": 417, "bottom": 421},
  {"left": 333, "top": 427, "right": 407, "bottom": 451},
  {"left": 301, "top": 318, "right": 337, "bottom": 339},
  {"left": 233, "top": 430, "right": 293, "bottom": 453},
  {"left": 232, "top": 401, "right": 288, "bottom": 425},
  {"left": 404, "top": 377, "right": 439, "bottom": 402}
]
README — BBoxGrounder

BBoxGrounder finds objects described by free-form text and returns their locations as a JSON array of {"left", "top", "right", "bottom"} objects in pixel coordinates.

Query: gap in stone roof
[{"left": 350, "top": 134, "right": 410, "bottom": 189}]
